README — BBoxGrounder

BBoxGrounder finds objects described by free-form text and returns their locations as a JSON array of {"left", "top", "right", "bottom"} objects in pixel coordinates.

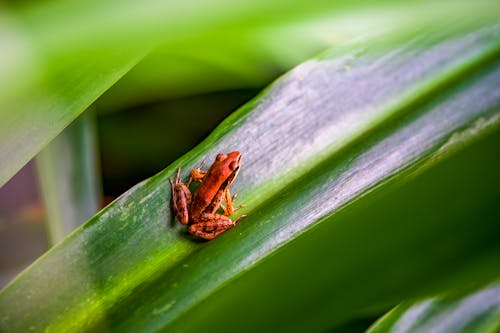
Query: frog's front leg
[
  {"left": 188, "top": 160, "right": 207, "bottom": 186},
  {"left": 169, "top": 167, "right": 192, "bottom": 225},
  {"left": 188, "top": 213, "right": 246, "bottom": 240},
  {"left": 221, "top": 188, "right": 244, "bottom": 216}
]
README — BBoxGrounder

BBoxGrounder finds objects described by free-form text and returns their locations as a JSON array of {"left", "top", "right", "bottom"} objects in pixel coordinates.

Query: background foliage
[{"left": 0, "top": 1, "right": 499, "bottom": 332}]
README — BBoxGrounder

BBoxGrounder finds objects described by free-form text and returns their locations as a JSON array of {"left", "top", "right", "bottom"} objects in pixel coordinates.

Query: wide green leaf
[
  {"left": 1, "top": 23, "right": 499, "bottom": 332},
  {"left": 367, "top": 282, "right": 500, "bottom": 333}
]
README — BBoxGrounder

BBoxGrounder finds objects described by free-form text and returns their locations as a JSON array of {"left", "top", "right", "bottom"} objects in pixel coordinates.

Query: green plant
[{"left": 0, "top": 1, "right": 499, "bottom": 332}]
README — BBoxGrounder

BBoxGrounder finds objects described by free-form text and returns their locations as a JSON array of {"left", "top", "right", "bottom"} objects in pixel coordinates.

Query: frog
[{"left": 169, "top": 151, "right": 246, "bottom": 240}]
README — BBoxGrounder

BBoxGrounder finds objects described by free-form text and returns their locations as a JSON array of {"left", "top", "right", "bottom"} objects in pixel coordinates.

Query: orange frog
[{"left": 169, "top": 151, "right": 246, "bottom": 240}]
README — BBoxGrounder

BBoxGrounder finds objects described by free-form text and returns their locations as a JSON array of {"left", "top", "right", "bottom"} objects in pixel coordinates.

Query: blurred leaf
[
  {"left": 97, "top": 0, "right": 500, "bottom": 111},
  {"left": 367, "top": 282, "right": 500, "bottom": 333},
  {"left": 0, "top": 46, "right": 143, "bottom": 187},
  {"left": 1, "top": 22, "right": 500, "bottom": 333},
  {"left": 1, "top": 0, "right": 499, "bottom": 187},
  {"left": 35, "top": 111, "right": 102, "bottom": 245}
]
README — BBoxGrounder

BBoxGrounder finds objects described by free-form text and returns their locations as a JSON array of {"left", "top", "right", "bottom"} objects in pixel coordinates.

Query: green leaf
[
  {"left": 1, "top": 23, "right": 499, "bottom": 333},
  {"left": 367, "top": 282, "right": 500, "bottom": 333},
  {"left": 0, "top": 46, "right": 144, "bottom": 187},
  {"left": 2, "top": 0, "right": 499, "bottom": 186},
  {"left": 35, "top": 111, "right": 102, "bottom": 245},
  {"left": 97, "top": 0, "right": 500, "bottom": 111}
]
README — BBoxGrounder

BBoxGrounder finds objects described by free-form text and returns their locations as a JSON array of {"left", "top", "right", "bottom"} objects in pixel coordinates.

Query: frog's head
[
  {"left": 216, "top": 151, "right": 241, "bottom": 170},
  {"left": 211, "top": 151, "right": 242, "bottom": 183}
]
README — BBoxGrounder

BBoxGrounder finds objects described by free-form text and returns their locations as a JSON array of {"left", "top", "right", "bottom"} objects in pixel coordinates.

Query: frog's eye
[
  {"left": 216, "top": 154, "right": 227, "bottom": 161},
  {"left": 229, "top": 161, "right": 238, "bottom": 170}
]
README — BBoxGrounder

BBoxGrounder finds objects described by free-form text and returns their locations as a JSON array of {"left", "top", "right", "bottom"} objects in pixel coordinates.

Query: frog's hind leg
[
  {"left": 169, "top": 168, "right": 192, "bottom": 225},
  {"left": 187, "top": 214, "right": 233, "bottom": 240},
  {"left": 188, "top": 213, "right": 247, "bottom": 240}
]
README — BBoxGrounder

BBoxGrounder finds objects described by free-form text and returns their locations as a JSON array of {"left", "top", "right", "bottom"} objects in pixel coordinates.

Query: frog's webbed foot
[
  {"left": 233, "top": 214, "right": 247, "bottom": 224},
  {"left": 221, "top": 202, "right": 245, "bottom": 215},
  {"left": 229, "top": 193, "right": 245, "bottom": 211}
]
